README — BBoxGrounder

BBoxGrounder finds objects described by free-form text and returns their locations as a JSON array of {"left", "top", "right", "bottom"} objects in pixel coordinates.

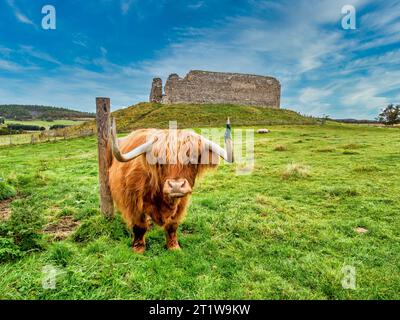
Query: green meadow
[
  {"left": 0, "top": 119, "right": 86, "bottom": 146},
  {"left": 3, "top": 119, "right": 84, "bottom": 129},
  {"left": 0, "top": 122, "right": 399, "bottom": 299}
]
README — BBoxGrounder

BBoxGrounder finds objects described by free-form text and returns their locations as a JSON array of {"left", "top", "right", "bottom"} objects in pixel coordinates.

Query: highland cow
[{"left": 108, "top": 118, "right": 233, "bottom": 253}]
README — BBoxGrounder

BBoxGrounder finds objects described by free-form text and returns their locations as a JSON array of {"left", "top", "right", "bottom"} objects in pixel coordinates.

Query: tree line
[
  {"left": 0, "top": 105, "right": 95, "bottom": 121},
  {"left": 0, "top": 124, "right": 71, "bottom": 135}
]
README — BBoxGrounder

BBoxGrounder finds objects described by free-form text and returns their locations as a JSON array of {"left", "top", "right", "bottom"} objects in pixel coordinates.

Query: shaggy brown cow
[{"left": 108, "top": 119, "right": 233, "bottom": 253}]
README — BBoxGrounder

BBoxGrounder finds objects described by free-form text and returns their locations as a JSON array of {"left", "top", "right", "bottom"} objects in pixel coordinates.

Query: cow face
[{"left": 160, "top": 164, "right": 197, "bottom": 199}]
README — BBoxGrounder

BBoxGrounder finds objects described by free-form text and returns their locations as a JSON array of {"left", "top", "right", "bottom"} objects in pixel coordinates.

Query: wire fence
[{"left": 0, "top": 128, "right": 95, "bottom": 147}]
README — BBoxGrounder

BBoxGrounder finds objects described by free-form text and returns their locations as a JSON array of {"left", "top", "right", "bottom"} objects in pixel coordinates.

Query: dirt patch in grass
[
  {"left": 43, "top": 216, "right": 80, "bottom": 241},
  {"left": 0, "top": 198, "right": 13, "bottom": 221},
  {"left": 354, "top": 227, "right": 368, "bottom": 234}
]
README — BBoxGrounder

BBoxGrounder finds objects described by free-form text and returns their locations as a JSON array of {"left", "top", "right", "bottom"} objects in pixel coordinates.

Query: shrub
[
  {"left": 0, "top": 176, "right": 47, "bottom": 262},
  {"left": 0, "top": 237, "right": 22, "bottom": 263},
  {"left": 0, "top": 127, "right": 9, "bottom": 135},
  {"left": 5, "top": 201, "right": 45, "bottom": 252},
  {"left": 49, "top": 124, "right": 69, "bottom": 130},
  {"left": 0, "top": 180, "right": 16, "bottom": 201},
  {"left": 282, "top": 163, "right": 310, "bottom": 180},
  {"left": 7, "top": 124, "right": 44, "bottom": 131}
]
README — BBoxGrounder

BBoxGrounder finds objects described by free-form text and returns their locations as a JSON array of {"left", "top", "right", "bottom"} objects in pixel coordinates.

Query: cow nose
[
  {"left": 164, "top": 179, "right": 192, "bottom": 197},
  {"left": 168, "top": 180, "right": 184, "bottom": 191}
]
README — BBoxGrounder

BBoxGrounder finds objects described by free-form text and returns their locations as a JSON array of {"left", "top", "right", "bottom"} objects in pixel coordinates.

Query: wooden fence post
[{"left": 96, "top": 97, "right": 114, "bottom": 218}]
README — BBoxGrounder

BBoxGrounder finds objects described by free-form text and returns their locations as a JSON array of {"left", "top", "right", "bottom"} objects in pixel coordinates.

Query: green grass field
[
  {"left": 0, "top": 119, "right": 86, "bottom": 146},
  {"left": 3, "top": 119, "right": 84, "bottom": 129},
  {"left": 0, "top": 122, "right": 399, "bottom": 299}
]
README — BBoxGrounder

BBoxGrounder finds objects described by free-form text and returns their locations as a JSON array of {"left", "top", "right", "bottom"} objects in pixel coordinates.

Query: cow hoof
[
  {"left": 132, "top": 243, "right": 146, "bottom": 254},
  {"left": 167, "top": 243, "right": 181, "bottom": 251}
]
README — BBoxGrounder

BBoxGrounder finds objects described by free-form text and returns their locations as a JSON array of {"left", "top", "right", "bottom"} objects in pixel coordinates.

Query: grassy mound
[{"left": 67, "top": 102, "right": 318, "bottom": 134}]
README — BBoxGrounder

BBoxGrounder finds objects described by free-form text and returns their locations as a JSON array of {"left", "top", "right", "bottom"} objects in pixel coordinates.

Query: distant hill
[
  {"left": 0, "top": 105, "right": 95, "bottom": 121},
  {"left": 65, "top": 102, "right": 318, "bottom": 134}
]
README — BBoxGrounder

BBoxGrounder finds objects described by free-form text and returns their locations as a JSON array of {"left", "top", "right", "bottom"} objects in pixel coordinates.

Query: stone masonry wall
[
  {"left": 149, "top": 70, "right": 280, "bottom": 108},
  {"left": 149, "top": 77, "right": 163, "bottom": 103}
]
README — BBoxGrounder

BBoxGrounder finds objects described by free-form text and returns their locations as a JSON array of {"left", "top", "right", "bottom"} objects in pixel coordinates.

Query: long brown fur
[{"left": 108, "top": 128, "right": 218, "bottom": 251}]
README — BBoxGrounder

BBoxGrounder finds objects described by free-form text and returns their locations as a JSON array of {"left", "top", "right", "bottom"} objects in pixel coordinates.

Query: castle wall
[
  {"left": 152, "top": 70, "right": 280, "bottom": 108},
  {"left": 149, "top": 77, "right": 163, "bottom": 103}
]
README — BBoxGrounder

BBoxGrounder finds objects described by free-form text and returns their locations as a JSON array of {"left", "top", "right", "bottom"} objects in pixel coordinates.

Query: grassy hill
[
  {"left": 0, "top": 105, "right": 95, "bottom": 121},
  {"left": 68, "top": 102, "right": 318, "bottom": 134}
]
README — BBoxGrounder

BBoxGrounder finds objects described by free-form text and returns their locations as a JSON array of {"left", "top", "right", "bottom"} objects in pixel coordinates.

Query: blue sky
[{"left": 0, "top": 0, "right": 399, "bottom": 119}]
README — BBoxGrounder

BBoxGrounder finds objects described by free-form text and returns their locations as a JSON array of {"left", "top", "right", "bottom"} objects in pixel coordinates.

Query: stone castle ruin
[{"left": 149, "top": 70, "right": 281, "bottom": 108}]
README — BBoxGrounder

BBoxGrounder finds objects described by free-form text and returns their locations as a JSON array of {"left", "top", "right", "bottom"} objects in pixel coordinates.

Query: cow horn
[
  {"left": 110, "top": 117, "right": 156, "bottom": 162},
  {"left": 203, "top": 117, "right": 234, "bottom": 163}
]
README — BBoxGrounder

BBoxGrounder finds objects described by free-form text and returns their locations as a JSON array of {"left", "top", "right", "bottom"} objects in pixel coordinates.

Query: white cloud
[
  {"left": 6, "top": 0, "right": 36, "bottom": 27},
  {"left": 121, "top": 0, "right": 134, "bottom": 14},
  {"left": 15, "top": 12, "right": 34, "bottom": 25},
  {"left": 188, "top": 1, "right": 204, "bottom": 10},
  {"left": 73, "top": 40, "right": 88, "bottom": 48},
  {"left": 72, "top": 34, "right": 88, "bottom": 48},
  {"left": 299, "top": 88, "right": 332, "bottom": 104},
  {"left": 19, "top": 46, "right": 61, "bottom": 65},
  {"left": 338, "top": 50, "right": 400, "bottom": 75},
  {"left": 100, "top": 46, "right": 108, "bottom": 56},
  {"left": 298, "top": 87, "right": 333, "bottom": 115},
  {"left": 0, "top": 46, "right": 12, "bottom": 57},
  {"left": 340, "top": 69, "right": 400, "bottom": 110},
  {"left": 361, "top": 1, "right": 400, "bottom": 30},
  {"left": 0, "top": 59, "right": 37, "bottom": 72},
  {"left": 141, "top": 0, "right": 368, "bottom": 80}
]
